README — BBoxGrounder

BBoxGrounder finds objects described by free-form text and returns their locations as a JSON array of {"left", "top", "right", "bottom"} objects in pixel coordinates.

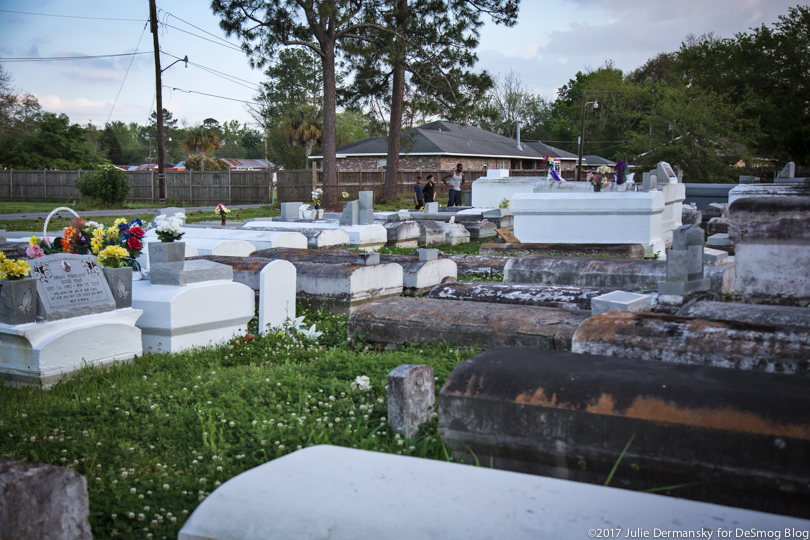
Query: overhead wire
[
  {"left": 158, "top": 9, "right": 241, "bottom": 49},
  {"left": 107, "top": 23, "right": 150, "bottom": 124},
  {"left": 167, "top": 87, "right": 255, "bottom": 104},
  {"left": 162, "top": 51, "right": 260, "bottom": 91},
  {"left": 162, "top": 23, "right": 244, "bottom": 52},
  {"left": 0, "top": 52, "right": 150, "bottom": 62},
  {"left": 0, "top": 8, "right": 144, "bottom": 22}
]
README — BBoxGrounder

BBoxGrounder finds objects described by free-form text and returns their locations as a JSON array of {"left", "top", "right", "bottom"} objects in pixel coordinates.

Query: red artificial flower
[
  {"left": 129, "top": 226, "right": 145, "bottom": 238},
  {"left": 126, "top": 237, "right": 142, "bottom": 250}
]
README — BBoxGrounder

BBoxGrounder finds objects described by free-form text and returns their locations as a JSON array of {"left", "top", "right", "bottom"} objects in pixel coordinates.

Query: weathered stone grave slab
[
  {"left": 591, "top": 291, "right": 652, "bottom": 315},
  {"left": 247, "top": 248, "right": 455, "bottom": 296},
  {"left": 480, "top": 242, "right": 645, "bottom": 258},
  {"left": 461, "top": 221, "right": 496, "bottom": 241},
  {"left": 29, "top": 254, "right": 116, "bottom": 321},
  {"left": 178, "top": 445, "right": 808, "bottom": 540},
  {"left": 706, "top": 232, "right": 734, "bottom": 255},
  {"left": 728, "top": 182, "right": 810, "bottom": 206},
  {"left": 439, "top": 346, "right": 810, "bottom": 516},
  {"left": 243, "top": 220, "right": 384, "bottom": 251},
  {"left": 703, "top": 247, "right": 728, "bottom": 265},
  {"left": 707, "top": 216, "right": 730, "bottom": 235},
  {"left": 416, "top": 220, "right": 446, "bottom": 246},
  {"left": 388, "top": 364, "right": 434, "bottom": 438},
  {"left": 427, "top": 282, "right": 605, "bottom": 311},
  {"left": 0, "top": 459, "right": 92, "bottom": 540},
  {"left": 572, "top": 311, "right": 810, "bottom": 375},
  {"left": 150, "top": 259, "right": 233, "bottom": 287},
  {"left": 439, "top": 222, "right": 470, "bottom": 245},
  {"left": 348, "top": 297, "right": 587, "bottom": 351},
  {"left": 445, "top": 254, "right": 509, "bottom": 277},
  {"left": 678, "top": 301, "right": 810, "bottom": 330},
  {"left": 293, "top": 261, "right": 402, "bottom": 314},
  {"left": 504, "top": 256, "right": 735, "bottom": 296},
  {"left": 159, "top": 227, "right": 308, "bottom": 250},
  {"left": 383, "top": 221, "right": 420, "bottom": 247},
  {"left": 730, "top": 195, "right": 810, "bottom": 306}
]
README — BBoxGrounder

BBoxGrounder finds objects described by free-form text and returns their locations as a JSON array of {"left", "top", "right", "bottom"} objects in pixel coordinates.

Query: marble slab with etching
[{"left": 30, "top": 254, "right": 116, "bottom": 321}]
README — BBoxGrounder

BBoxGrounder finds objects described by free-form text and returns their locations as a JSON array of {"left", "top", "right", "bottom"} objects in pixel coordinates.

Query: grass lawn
[{"left": 0, "top": 307, "right": 475, "bottom": 539}]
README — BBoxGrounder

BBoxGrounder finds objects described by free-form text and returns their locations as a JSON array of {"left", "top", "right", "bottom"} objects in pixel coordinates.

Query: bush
[
  {"left": 75, "top": 165, "right": 129, "bottom": 207},
  {"left": 185, "top": 154, "right": 230, "bottom": 171}
]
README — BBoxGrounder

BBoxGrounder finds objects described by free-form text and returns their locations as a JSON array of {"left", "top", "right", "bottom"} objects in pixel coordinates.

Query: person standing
[
  {"left": 413, "top": 176, "right": 424, "bottom": 210},
  {"left": 423, "top": 174, "right": 436, "bottom": 203},
  {"left": 442, "top": 163, "right": 465, "bottom": 207}
]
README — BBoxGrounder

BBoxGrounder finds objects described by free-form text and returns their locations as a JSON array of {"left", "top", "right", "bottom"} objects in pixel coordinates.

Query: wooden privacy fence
[
  {"left": 0, "top": 170, "right": 274, "bottom": 205},
  {"left": 276, "top": 167, "right": 571, "bottom": 203}
]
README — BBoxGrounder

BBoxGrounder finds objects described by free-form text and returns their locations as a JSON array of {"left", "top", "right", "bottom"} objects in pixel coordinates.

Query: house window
[
  {"left": 500, "top": 160, "right": 509, "bottom": 169},
  {"left": 376, "top": 158, "right": 387, "bottom": 169}
]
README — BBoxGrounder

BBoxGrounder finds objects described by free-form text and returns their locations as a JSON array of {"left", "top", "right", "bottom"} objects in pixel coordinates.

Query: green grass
[
  {"left": 0, "top": 206, "right": 280, "bottom": 233},
  {"left": 0, "top": 201, "right": 161, "bottom": 214},
  {"left": 0, "top": 308, "right": 474, "bottom": 539},
  {"left": 377, "top": 241, "right": 484, "bottom": 256}
]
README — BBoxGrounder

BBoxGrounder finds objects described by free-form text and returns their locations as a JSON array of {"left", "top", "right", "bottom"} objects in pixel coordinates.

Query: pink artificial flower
[{"left": 26, "top": 245, "right": 45, "bottom": 258}]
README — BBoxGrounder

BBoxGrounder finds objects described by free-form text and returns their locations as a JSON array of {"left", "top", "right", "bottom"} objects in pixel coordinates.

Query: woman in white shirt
[{"left": 441, "top": 163, "right": 465, "bottom": 207}]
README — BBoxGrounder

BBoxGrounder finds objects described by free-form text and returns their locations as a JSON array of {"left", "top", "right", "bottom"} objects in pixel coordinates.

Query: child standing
[
  {"left": 423, "top": 174, "right": 436, "bottom": 203},
  {"left": 413, "top": 176, "right": 424, "bottom": 210}
]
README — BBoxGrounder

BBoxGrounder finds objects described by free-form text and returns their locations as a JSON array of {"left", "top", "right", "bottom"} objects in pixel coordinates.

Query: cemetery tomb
[
  {"left": 428, "top": 282, "right": 607, "bottom": 311},
  {"left": 162, "top": 227, "right": 308, "bottom": 250},
  {"left": 678, "top": 301, "right": 810, "bottom": 330},
  {"left": 659, "top": 182, "right": 686, "bottom": 247},
  {"left": 137, "top": 238, "right": 197, "bottom": 269},
  {"left": 590, "top": 291, "right": 652, "bottom": 315},
  {"left": 247, "top": 248, "right": 454, "bottom": 296},
  {"left": 0, "top": 253, "right": 143, "bottom": 388},
  {"left": 291, "top": 261, "right": 403, "bottom": 314},
  {"left": 707, "top": 217, "right": 730, "bottom": 235},
  {"left": 242, "top": 220, "right": 386, "bottom": 251},
  {"left": 572, "top": 311, "right": 810, "bottom": 375},
  {"left": 510, "top": 191, "right": 667, "bottom": 258},
  {"left": 181, "top": 238, "right": 256, "bottom": 257},
  {"left": 338, "top": 225, "right": 387, "bottom": 251},
  {"left": 177, "top": 446, "right": 810, "bottom": 540},
  {"left": 504, "top": 256, "right": 735, "bottom": 297},
  {"left": 439, "top": 346, "right": 810, "bottom": 517},
  {"left": 730, "top": 195, "right": 810, "bottom": 307},
  {"left": 681, "top": 203, "right": 701, "bottom": 226},
  {"left": 728, "top": 182, "right": 810, "bottom": 206},
  {"left": 383, "top": 220, "right": 420, "bottom": 248},
  {"left": 657, "top": 224, "right": 711, "bottom": 305},
  {"left": 706, "top": 233, "right": 734, "bottom": 255},
  {"left": 479, "top": 242, "right": 646, "bottom": 259},
  {"left": 439, "top": 222, "right": 471, "bottom": 245},
  {"left": 471, "top": 175, "right": 540, "bottom": 208},
  {"left": 445, "top": 254, "right": 510, "bottom": 277},
  {"left": 459, "top": 220, "right": 496, "bottom": 241},
  {"left": 415, "top": 220, "right": 446, "bottom": 247},
  {"left": 348, "top": 297, "right": 588, "bottom": 351},
  {"left": 703, "top": 247, "right": 729, "bottom": 265}
]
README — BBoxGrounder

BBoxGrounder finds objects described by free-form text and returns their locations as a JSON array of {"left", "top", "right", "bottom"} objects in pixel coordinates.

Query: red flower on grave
[
  {"left": 129, "top": 226, "right": 145, "bottom": 238},
  {"left": 126, "top": 237, "right": 142, "bottom": 250}
]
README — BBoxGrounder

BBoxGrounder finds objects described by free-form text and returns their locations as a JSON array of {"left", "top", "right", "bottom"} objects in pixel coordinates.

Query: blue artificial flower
[
  {"left": 120, "top": 231, "right": 132, "bottom": 241},
  {"left": 118, "top": 222, "right": 128, "bottom": 231},
  {"left": 129, "top": 218, "right": 143, "bottom": 228}
]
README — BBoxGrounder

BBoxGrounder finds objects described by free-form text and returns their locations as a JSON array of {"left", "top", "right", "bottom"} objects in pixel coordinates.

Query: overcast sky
[{"left": 0, "top": 0, "right": 801, "bottom": 129}]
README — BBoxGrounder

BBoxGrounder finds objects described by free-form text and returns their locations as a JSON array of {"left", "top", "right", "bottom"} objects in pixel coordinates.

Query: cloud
[{"left": 35, "top": 94, "right": 113, "bottom": 123}]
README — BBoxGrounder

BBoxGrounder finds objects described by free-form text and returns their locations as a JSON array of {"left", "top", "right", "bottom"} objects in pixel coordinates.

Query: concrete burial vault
[
  {"left": 438, "top": 347, "right": 810, "bottom": 518},
  {"left": 178, "top": 445, "right": 809, "bottom": 540}
]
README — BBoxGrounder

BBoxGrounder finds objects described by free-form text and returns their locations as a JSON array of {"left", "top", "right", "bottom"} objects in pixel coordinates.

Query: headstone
[
  {"left": 495, "top": 229, "right": 520, "bottom": 243},
  {"left": 358, "top": 190, "right": 374, "bottom": 225},
  {"left": 656, "top": 161, "right": 678, "bottom": 184},
  {"left": 707, "top": 217, "right": 730, "bottom": 235},
  {"left": 658, "top": 225, "right": 711, "bottom": 297},
  {"left": 681, "top": 204, "right": 702, "bottom": 226},
  {"left": 151, "top": 207, "right": 185, "bottom": 227},
  {"left": 703, "top": 247, "right": 728, "bottom": 266},
  {"left": 0, "top": 459, "right": 92, "bottom": 540},
  {"left": 778, "top": 162, "right": 796, "bottom": 179},
  {"left": 281, "top": 202, "right": 303, "bottom": 221},
  {"left": 641, "top": 171, "right": 657, "bottom": 192},
  {"left": 258, "top": 260, "right": 296, "bottom": 333},
  {"left": 591, "top": 291, "right": 652, "bottom": 316},
  {"left": 387, "top": 364, "right": 435, "bottom": 438},
  {"left": 29, "top": 254, "right": 116, "bottom": 321},
  {"left": 428, "top": 282, "right": 608, "bottom": 311},
  {"left": 424, "top": 202, "right": 439, "bottom": 213},
  {"left": 339, "top": 200, "right": 359, "bottom": 226},
  {"left": 355, "top": 253, "right": 380, "bottom": 266},
  {"left": 708, "top": 202, "right": 728, "bottom": 217},
  {"left": 418, "top": 248, "right": 438, "bottom": 261},
  {"left": 707, "top": 233, "right": 734, "bottom": 255}
]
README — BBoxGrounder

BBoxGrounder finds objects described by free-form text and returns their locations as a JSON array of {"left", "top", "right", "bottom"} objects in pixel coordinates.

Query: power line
[
  {"left": 167, "top": 86, "right": 255, "bottom": 104},
  {"left": 107, "top": 23, "right": 150, "bottom": 124},
  {"left": 158, "top": 9, "right": 240, "bottom": 49},
  {"left": 1, "top": 52, "right": 151, "bottom": 62},
  {"left": 162, "top": 51, "right": 260, "bottom": 91},
  {"left": 0, "top": 8, "right": 144, "bottom": 22},
  {"left": 162, "top": 23, "right": 244, "bottom": 52}
]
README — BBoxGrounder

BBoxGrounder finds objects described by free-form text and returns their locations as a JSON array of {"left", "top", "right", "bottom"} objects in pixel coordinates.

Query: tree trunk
[
  {"left": 320, "top": 39, "right": 338, "bottom": 208},
  {"left": 199, "top": 149, "right": 205, "bottom": 172},
  {"left": 383, "top": 0, "right": 408, "bottom": 202}
]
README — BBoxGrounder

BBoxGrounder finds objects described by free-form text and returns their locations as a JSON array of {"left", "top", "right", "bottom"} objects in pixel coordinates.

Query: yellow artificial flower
[
  {"left": 29, "top": 235, "right": 38, "bottom": 246},
  {"left": 107, "top": 226, "right": 120, "bottom": 242},
  {"left": 90, "top": 238, "right": 104, "bottom": 254},
  {"left": 1, "top": 258, "right": 30, "bottom": 279},
  {"left": 97, "top": 245, "right": 129, "bottom": 268},
  {"left": 112, "top": 218, "right": 128, "bottom": 228}
]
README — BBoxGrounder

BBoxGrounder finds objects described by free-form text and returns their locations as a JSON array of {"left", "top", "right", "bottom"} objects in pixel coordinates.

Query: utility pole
[
  {"left": 149, "top": 0, "right": 166, "bottom": 203},
  {"left": 577, "top": 91, "right": 586, "bottom": 182}
]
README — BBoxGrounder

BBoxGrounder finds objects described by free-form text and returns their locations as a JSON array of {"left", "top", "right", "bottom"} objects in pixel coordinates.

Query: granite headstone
[{"left": 29, "top": 254, "right": 116, "bottom": 321}]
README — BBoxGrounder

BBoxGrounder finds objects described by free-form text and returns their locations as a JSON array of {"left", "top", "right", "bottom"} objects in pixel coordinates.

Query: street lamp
[{"left": 576, "top": 92, "right": 599, "bottom": 182}]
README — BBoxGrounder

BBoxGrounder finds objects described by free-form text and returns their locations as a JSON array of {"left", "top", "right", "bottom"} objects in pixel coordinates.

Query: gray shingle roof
[
  {"left": 523, "top": 141, "right": 578, "bottom": 160},
  {"left": 315, "top": 121, "right": 553, "bottom": 160}
]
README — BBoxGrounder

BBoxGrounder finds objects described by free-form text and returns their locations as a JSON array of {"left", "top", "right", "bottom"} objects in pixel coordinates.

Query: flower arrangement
[
  {"left": 61, "top": 217, "right": 94, "bottom": 254},
  {"left": 97, "top": 245, "right": 130, "bottom": 268},
  {"left": 340, "top": 191, "right": 350, "bottom": 200},
  {"left": 0, "top": 253, "right": 31, "bottom": 280},
  {"left": 312, "top": 188, "right": 323, "bottom": 209},
  {"left": 499, "top": 198, "right": 510, "bottom": 209},
  {"left": 26, "top": 236, "right": 46, "bottom": 259},
  {"left": 351, "top": 375, "right": 371, "bottom": 392},
  {"left": 614, "top": 159, "right": 627, "bottom": 185},
  {"left": 154, "top": 213, "right": 185, "bottom": 243},
  {"left": 587, "top": 171, "right": 608, "bottom": 188},
  {"left": 543, "top": 155, "right": 563, "bottom": 182},
  {"left": 215, "top": 204, "right": 230, "bottom": 216}
]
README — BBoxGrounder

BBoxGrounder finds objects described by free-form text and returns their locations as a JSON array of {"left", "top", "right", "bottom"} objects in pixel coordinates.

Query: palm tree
[
  {"left": 281, "top": 105, "right": 323, "bottom": 161},
  {"left": 181, "top": 126, "right": 221, "bottom": 172}
]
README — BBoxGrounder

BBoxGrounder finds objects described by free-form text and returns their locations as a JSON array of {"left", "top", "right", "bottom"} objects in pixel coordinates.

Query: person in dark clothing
[
  {"left": 423, "top": 174, "right": 436, "bottom": 203},
  {"left": 413, "top": 176, "right": 424, "bottom": 210}
]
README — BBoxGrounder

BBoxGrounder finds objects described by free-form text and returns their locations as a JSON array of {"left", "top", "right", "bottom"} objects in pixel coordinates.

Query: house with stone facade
[{"left": 311, "top": 121, "right": 580, "bottom": 173}]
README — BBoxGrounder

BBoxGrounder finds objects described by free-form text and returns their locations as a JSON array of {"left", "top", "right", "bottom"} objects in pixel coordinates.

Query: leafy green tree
[
  {"left": 281, "top": 104, "right": 323, "bottom": 160},
  {"left": 253, "top": 47, "right": 324, "bottom": 126},
  {"left": 181, "top": 125, "right": 222, "bottom": 172}
]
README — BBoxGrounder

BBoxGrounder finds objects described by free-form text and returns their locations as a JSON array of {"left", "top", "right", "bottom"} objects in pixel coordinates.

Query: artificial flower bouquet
[
  {"left": 0, "top": 252, "right": 30, "bottom": 280},
  {"left": 89, "top": 218, "right": 146, "bottom": 268},
  {"left": 154, "top": 213, "right": 185, "bottom": 242},
  {"left": 215, "top": 203, "right": 230, "bottom": 216},
  {"left": 312, "top": 188, "right": 323, "bottom": 209}
]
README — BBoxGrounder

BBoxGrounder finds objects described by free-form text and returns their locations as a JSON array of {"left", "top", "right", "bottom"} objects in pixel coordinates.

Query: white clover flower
[{"left": 351, "top": 376, "right": 372, "bottom": 393}]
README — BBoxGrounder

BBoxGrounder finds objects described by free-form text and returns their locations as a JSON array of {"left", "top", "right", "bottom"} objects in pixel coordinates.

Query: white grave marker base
[
  {"left": 258, "top": 260, "right": 296, "bottom": 333},
  {"left": 0, "top": 309, "right": 143, "bottom": 388},
  {"left": 132, "top": 280, "right": 254, "bottom": 353}
]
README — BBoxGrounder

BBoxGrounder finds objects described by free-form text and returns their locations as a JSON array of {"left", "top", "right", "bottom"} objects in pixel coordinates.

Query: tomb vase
[
  {"left": 0, "top": 277, "right": 37, "bottom": 325},
  {"left": 593, "top": 183, "right": 602, "bottom": 192},
  {"left": 149, "top": 241, "right": 186, "bottom": 264},
  {"left": 102, "top": 266, "right": 132, "bottom": 309},
  {"left": 221, "top": 215, "right": 227, "bottom": 226}
]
